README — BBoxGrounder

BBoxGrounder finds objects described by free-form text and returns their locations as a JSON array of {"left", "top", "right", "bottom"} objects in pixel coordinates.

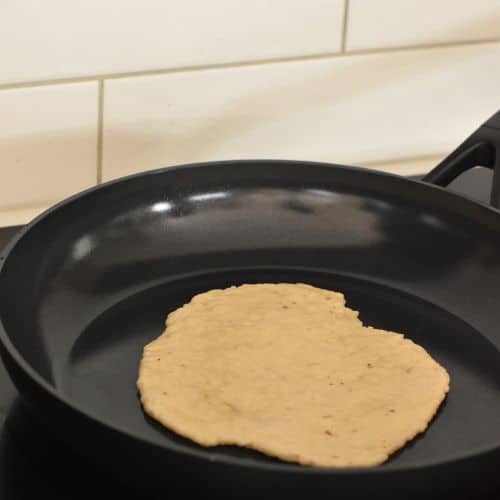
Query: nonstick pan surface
[{"left": 0, "top": 112, "right": 500, "bottom": 499}]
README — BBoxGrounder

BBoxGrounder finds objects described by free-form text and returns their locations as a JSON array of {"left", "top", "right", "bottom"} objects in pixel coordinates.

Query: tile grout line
[
  {"left": 96, "top": 80, "right": 105, "bottom": 184},
  {"left": 341, "top": 0, "right": 350, "bottom": 52},
  {"left": 0, "top": 201, "right": 58, "bottom": 213},
  {"left": 360, "top": 153, "right": 445, "bottom": 168},
  {"left": 0, "top": 37, "right": 499, "bottom": 91}
]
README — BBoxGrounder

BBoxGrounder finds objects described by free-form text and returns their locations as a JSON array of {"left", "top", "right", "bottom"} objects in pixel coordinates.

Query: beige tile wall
[
  {"left": 1, "top": 0, "right": 499, "bottom": 226},
  {"left": 0, "top": 83, "right": 98, "bottom": 208},
  {"left": 1, "top": 0, "right": 345, "bottom": 84},
  {"left": 103, "top": 43, "right": 500, "bottom": 180},
  {"left": 347, "top": 0, "right": 500, "bottom": 50}
]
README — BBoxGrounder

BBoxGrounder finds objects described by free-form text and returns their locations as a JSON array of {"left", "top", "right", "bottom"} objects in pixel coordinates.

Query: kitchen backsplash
[{"left": 1, "top": 0, "right": 499, "bottom": 226}]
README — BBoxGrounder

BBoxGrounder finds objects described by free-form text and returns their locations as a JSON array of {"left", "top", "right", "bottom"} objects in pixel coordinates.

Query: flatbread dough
[{"left": 137, "top": 283, "right": 449, "bottom": 467}]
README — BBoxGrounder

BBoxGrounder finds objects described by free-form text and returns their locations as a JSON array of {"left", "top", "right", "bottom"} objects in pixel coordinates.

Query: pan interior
[{"left": 62, "top": 268, "right": 500, "bottom": 470}]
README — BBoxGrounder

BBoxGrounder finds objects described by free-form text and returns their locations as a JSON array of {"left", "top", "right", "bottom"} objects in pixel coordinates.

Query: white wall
[{"left": 1, "top": 0, "right": 499, "bottom": 225}]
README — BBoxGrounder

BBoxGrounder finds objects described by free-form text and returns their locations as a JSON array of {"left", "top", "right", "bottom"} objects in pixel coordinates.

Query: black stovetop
[{"left": 0, "top": 169, "right": 496, "bottom": 498}]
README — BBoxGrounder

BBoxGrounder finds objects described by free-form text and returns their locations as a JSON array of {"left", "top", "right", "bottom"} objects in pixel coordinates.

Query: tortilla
[{"left": 137, "top": 283, "right": 449, "bottom": 467}]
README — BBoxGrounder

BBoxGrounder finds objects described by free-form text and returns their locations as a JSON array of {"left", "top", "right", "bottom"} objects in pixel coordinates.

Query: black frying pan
[{"left": 1, "top": 112, "right": 500, "bottom": 500}]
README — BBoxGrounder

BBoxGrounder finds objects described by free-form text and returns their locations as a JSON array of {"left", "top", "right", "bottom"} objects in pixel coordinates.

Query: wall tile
[
  {"left": 0, "top": 82, "right": 98, "bottom": 208},
  {"left": 360, "top": 155, "right": 446, "bottom": 176},
  {"left": 0, "top": 205, "right": 50, "bottom": 228},
  {"left": 102, "top": 43, "right": 500, "bottom": 181},
  {"left": 347, "top": 0, "right": 500, "bottom": 51},
  {"left": 0, "top": 0, "right": 344, "bottom": 85}
]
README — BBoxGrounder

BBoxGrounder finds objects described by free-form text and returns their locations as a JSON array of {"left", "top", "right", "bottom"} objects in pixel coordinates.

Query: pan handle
[{"left": 422, "top": 110, "right": 500, "bottom": 207}]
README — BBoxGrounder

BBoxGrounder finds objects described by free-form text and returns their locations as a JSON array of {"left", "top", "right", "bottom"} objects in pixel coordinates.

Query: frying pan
[{"left": 1, "top": 111, "right": 500, "bottom": 500}]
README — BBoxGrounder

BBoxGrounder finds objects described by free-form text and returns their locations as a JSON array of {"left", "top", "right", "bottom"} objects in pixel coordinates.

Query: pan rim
[{"left": 1, "top": 158, "right": 500, "bottom": 475}]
